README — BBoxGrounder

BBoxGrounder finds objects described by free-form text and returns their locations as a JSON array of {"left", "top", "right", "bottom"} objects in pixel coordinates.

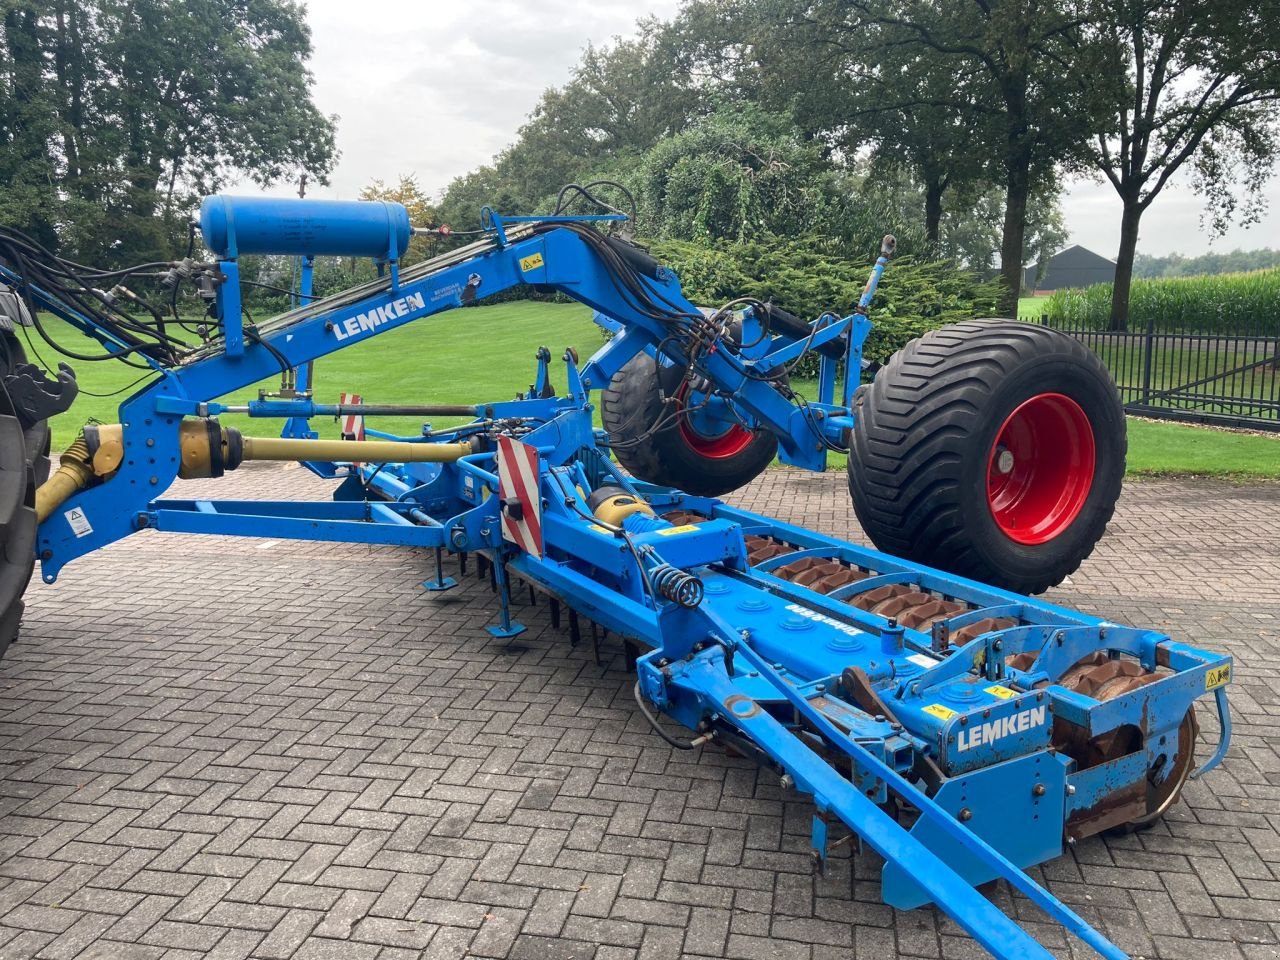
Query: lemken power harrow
[{"left": 0, "top": 190, "right": 1233, "bottom": 960}]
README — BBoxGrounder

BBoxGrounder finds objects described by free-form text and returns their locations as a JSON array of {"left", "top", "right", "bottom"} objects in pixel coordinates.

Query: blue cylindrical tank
[{"left": 199, "top": 195, "right": 412, "bottom": 260}]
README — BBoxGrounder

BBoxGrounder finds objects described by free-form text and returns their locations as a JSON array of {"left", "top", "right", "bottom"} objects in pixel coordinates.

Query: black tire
[
  {"left": 601, "top": 352, "right": 777, "bottom": 497},
  {"left": 848, "top": 320, "right": 1125, "bottom": 595},
  {"left": 0, "top": 334, "right": 46, "bottom": 659}
]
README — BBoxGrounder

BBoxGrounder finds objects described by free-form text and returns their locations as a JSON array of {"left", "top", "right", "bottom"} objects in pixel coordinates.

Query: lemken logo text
[
  {"left": 956, "top": 705, "right": 1047, "bottom": 752},
  {"left": 331, "top": 292, "right": 427, "bottom": 341}
]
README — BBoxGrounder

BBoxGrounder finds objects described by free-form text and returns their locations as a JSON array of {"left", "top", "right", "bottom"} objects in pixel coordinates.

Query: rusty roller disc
[
  {"left": 772, "top": 557, "right": 869, "bottom": 594},
  {"left": 661, "top": 510, "right": 708, "bottom": 526},
  {"left": 744, "top": 536, "right": 797, "bottom": 565},
  {"left": 1054, "top": 654, "right": 1198, "bottom": 833},
  {"left": 955, "top": 617, "right": 1018, "bottom": 646}
]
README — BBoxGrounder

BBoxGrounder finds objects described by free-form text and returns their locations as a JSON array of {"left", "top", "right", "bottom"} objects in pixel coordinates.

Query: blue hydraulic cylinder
[{"left": 199, "top": 195, "right": 412, "bottom": 260}]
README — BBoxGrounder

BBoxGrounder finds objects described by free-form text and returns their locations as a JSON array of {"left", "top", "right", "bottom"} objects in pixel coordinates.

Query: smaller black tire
[
  {"left": 601, "top": 353, "right": 776, "bottom": 497},
  {"left": 848, "top": 320, "right": 1126, "bottom": 595}
]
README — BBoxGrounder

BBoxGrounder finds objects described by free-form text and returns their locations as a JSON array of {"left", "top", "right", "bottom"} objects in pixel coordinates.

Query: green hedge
[
  {"left": 646, "top": 237, "right": 1002, "bottom": 371},
  {"left": 1041, "top": 269, "right": 1280, "bottom": 335}
]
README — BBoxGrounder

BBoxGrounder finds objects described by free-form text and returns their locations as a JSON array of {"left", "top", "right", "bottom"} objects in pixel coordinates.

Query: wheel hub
[
  {"left": 675, "top": 382, "right": 755, "bottom": 460},
  {"left": 994, "top": 447, "right": 1015, "bottom": 475},
  {"left": 986, "top": 392, "right": 1096, "bottom": 545}
]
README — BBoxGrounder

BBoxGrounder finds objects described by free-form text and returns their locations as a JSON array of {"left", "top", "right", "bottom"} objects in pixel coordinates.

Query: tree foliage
[
  {"left": 1134, "top": 247, "right": 1280, "bottom": 278},
  {"left": 1085, "top": 0, "right": 1280, "bottom": 329},
  {"left": 0, "top": 0, "right": 337, "bottom": 263},
  {"left": 360, "top": 175, "right": 441, "bottom": 266},
  {"left": 647, "top": 235, "right": 1002, "bottom": 366}
]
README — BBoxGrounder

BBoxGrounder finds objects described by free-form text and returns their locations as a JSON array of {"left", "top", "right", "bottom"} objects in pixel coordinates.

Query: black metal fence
[{"left": 1031, "top": 315, "right": 1280, "bottom": 431}]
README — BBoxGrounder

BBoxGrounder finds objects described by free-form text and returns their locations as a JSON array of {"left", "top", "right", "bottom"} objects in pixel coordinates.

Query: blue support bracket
[
  {"left": 422, "top": 546, "right": 457, "bottom": 593},
  {"left": 486, "top": 549, "right": 526, "bottom": 639}
]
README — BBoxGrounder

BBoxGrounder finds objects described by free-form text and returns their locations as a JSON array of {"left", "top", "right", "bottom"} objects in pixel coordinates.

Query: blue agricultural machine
[{"left": 0, "top": 186, "right": 1233, "bottom": 960}]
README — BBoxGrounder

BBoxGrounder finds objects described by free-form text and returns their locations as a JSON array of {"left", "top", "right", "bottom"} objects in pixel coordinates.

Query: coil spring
[{"left": 650, "top": 564, "right": 704, "bottom": 609}]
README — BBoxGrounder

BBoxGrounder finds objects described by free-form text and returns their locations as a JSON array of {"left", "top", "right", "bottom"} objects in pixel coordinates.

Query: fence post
[{"left": 1139, "top": 310, "right": 1156, "bottom": 406}]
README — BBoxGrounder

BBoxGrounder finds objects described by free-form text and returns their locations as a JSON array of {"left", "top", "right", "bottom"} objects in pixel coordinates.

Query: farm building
[{"left": 1024, "top": 245, "right": 1116, "bottom": 293}]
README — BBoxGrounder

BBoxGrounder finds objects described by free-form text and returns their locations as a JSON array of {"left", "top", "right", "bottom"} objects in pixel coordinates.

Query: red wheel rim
[
  {"left": 986, "top": 393, "right": 1095, "bottom": 545},
  {"left": 675, "top": 384, "right": 755, "bottom": 459}
]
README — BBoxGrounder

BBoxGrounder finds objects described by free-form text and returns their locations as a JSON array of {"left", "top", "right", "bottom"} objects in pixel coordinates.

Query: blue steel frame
[{"left": 3, "top": 203, "right": 1234, "bottom": 960}]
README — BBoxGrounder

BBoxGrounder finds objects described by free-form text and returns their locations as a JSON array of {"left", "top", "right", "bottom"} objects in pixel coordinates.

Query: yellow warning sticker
[
  {"left": 520, "top": 252, "right": 545, "bottom": 272},
  {"left": 923, "top": 703, "right": 958, "bottom": 721},
  {"left": 1205, "top": 664, "right": 1231, "bottom": 690},
  {"left": 658, "top": 524, "right": 698, "bottom": 535},
  {"left": 984, "top": 684, "right": 1018, "bottom": 700},
  {"left": 588, "top": 524, "right": 611, "bottom": 535}
]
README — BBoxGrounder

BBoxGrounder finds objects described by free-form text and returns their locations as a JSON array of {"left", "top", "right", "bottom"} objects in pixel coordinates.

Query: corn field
[
  {"left": 1040, "top": 268, "right": 1280, "bottom": 335},
  {"left": 1031, "top": 268, "right": 1280, "bottom": 430}
]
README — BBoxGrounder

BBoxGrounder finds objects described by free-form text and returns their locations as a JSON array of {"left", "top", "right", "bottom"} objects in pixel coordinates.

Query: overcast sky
[{"left": 257, "top": 0, "right": 1280, "bottom": 259}]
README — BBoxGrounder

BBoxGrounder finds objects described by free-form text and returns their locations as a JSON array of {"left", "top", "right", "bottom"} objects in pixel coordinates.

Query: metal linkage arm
[{"left": 670, "top": 651, "right": 1124, "bottom": 960}]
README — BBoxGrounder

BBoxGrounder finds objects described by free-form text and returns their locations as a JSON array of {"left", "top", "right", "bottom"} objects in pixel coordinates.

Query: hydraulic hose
[{"left": 632, "top": 681, "right": 705, "bottom": 751}]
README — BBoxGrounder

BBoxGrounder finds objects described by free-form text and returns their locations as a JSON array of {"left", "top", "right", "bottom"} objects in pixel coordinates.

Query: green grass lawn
[
  {"left": 38, "top": 300, "right": 607, "bottom": 448},
  {"left": 34, "top": 299, "right": 1280, "bottom": 479},
  {"left": 1018, "top": 295, "right": 1050, "bottom": 320},
  {"left": 1125, "top": 418, "right": 1279, "bottom": 478}
]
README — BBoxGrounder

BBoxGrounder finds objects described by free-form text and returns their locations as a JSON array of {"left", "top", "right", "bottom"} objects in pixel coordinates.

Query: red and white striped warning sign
[
  {"left": 339, "top": 392, "right": 364, "bottom": 440},
  {"left": 497, "top": 436, "right": 543, "bottom": 558}
]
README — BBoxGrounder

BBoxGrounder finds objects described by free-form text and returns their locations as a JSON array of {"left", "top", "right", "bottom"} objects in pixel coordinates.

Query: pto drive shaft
[{"left": 35, "top": 421, "right": 475, "bottom": 523}]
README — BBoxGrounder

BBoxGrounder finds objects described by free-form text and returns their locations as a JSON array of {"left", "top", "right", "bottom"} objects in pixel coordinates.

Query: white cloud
[
  {"left": 1061, "top": 171, "right": 1280, "bottom": 258},
  {"left": 264, "top": 0, "right": 681, "bottom": 200}
]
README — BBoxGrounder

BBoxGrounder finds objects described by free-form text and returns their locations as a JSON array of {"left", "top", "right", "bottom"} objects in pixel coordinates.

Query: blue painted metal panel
[{"left": 882, "top": 751, "right": 1069, "bottom": 909}]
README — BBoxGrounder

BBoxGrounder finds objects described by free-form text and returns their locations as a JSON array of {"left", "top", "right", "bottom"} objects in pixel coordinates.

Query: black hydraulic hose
[{"left": 632, "top": 681, "right": 700, "bottom": 750}]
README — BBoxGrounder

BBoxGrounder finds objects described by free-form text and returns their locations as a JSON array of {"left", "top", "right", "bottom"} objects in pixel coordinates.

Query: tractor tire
[
  {"left": 601, "top": 352, "right": 776, "bottom": 497},
  {"left": 0, "top": 334, "right": 47, "bottom": 660},
  {"left": 848, "top": 320, "right": 1125, "bottom": 595}
]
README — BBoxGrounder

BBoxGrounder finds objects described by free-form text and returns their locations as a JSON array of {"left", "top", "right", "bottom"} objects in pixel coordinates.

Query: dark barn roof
[{"left": 1025, "top": 245, "right": 1116, "bottom": 292}]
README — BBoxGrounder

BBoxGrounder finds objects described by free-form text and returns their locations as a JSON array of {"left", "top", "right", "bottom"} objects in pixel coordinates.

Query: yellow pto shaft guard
[{"left": 35, "top": 420, "right": 476, "bottom": 523}]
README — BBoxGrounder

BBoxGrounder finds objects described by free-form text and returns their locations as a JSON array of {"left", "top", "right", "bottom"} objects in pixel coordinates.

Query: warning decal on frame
[
  {"left": 1205, "top": 664, "right": 1231, "bottom": 690},
  {"left": 64, "top": 506, "right": 93, "bottom": 538},
  {"left": 519, "top": 252, "right": 545, "bottom": 273},
  {"left": 922, "top": 703, "right": 958, "bottom": 722}
]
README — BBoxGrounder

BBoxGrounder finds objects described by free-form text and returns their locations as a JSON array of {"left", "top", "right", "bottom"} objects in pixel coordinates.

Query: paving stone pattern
[{"left": 0, "top": 463, "right": 1277, "bottom": 960}]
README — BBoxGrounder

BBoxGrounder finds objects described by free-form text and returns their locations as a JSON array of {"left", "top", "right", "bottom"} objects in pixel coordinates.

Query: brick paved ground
[{"left": 0, "top": 464, "right": 1276, "bottom": 960}]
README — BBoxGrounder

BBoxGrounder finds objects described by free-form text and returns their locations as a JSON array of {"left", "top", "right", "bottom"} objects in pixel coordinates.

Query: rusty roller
[{"left": 663, "top": 510, "right": 1020, "bottom": 641}]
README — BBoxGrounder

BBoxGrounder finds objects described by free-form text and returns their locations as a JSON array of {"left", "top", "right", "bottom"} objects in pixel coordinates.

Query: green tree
[
  {"left": 630, "top": 105, "right": 843, "bottom": 243},
  {"left": 804, "top": 1, "right": 1108, "bottom": 314},
  {"left": 714, "top": 0, "right": 995, "bottom": 246},
  {"left": 0, "top": 5, "right": 62, "bottom": 248},
  {"left": 0, "top": 0, "right": 337, "bottom": 263},
  {"left": 440, "top": 20, "right": 701, "bottom": 224},
  {"left": 1086, "top": 0, "right": 1280, "bottom": 329}
]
